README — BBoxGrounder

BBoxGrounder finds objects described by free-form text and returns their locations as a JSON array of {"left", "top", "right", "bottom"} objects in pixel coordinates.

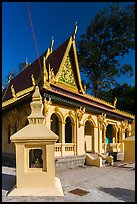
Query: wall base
[{"left": 7, "top": 177, "right": 64, "bottom": 197}]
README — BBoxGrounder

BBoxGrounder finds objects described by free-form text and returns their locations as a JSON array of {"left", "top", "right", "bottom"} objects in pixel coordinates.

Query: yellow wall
[
  {"left": 123, "top": 136, "right": 135, "bottom": 162},
  {"left": 2, "top": 100, "right": 133, "bottom": 158}
]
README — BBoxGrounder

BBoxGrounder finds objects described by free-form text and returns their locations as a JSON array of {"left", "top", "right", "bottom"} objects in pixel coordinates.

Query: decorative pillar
[
  {"left": 98, "top": 122, "right": 102, "bottom": 153},
  {"left": 103, "top": 126, "right": 107, "bottom": 152},
  {"left": 102, "top": 126, "right": 106, "bottom": 143},
  {"left": 75, "top": 107, "right": 85, "bottom": 155}
]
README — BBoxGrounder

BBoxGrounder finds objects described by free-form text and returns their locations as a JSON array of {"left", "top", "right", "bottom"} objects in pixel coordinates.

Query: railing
[
  {"left": 102, "top": 142, "right": 124, "bottom": 153},
  {"left": 54, "top": 143, "right": 61, "bottom": 152},
  {"left": 54, "top": 143, "right": 76, "bottom": 156},
  {"left": 65, "top": 143, "right": 74, "bottom": 152}
]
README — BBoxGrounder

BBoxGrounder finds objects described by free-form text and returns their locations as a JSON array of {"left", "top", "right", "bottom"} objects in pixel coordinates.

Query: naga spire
[
  {"left": 72, "top": 22, "right": 78, "bottom": 40},
  {"left": 49, "top": 36, "right": 54, "bottom": 53}
]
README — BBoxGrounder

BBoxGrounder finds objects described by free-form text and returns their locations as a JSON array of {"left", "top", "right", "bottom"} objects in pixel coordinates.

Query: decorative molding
[
  {"left": 55, "top": 37, "right": 72, "bottom": 82},
  {"left": 56, "top": 81, "right": 78, "bottom": 92},
  {"left": 72, "top": 40, "right": 85, "bottom": 94},
  {"left": 43, "top": 56, "right": 49, "bottom": 88},
  {"left": 82, "top": 115, "right": 97, "bottom": 128},
  {"left": 85, "top": 93, "right": 114, "bottom": 107},
  {"left": 115, "top": 108, "right": 134, "bottom": 118},
  {"left": 63, "top": 111, "right": 76, "bottom": 123},
  {"left": 52, "top": 106, "right": 64, "bottom": 122}
]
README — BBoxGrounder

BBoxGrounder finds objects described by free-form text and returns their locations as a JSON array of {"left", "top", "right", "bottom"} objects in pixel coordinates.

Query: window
[
  {"left": 65, "top": 117, "right": 72, "bottom": 143},
  {"left": 29, "top": 149, "right": 43, "bottom": 168}
]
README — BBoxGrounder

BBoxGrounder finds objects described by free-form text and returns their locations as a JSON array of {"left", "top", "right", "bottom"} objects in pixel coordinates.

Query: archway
[
  {"left": 50, "top": 113, "right": 61, "bottom": 143},
  {"left": 84, "top": 120, "right": 94, "bottom": 152},
  {"left": 65, "top": 116, "right": 72, "bottom": 143},
  {"left": 106, "top": 124, "right": 115, "bottom": 143}
]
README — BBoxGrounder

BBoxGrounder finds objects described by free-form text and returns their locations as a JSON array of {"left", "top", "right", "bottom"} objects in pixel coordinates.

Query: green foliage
[
  {"left": 98, "top": 83, "right": 135, "bottom": 114},
  {"left": 77, "top": 3, "right": 135, "bottom": 97},
  {"left": 2, "top": 59, "right": 30, "bottom": 89}
]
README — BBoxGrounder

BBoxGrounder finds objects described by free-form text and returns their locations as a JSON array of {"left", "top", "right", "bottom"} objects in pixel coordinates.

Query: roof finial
[
  {"left": 2, "top": 85, "right": 4, "bottom": 91},
  {"left": 72, "top": 22, "right": 78, "bottom": 40},
  {"left": 50, "top": 36, "right": 54, "bottom": 53},
  {"left": 113, "top": 97, "right": 117, "bottom": 108}
]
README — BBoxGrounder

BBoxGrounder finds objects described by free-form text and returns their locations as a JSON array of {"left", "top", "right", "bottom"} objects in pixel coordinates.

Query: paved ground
[{"left": 2, "top": 161, "right": 135, "bottom": 202}]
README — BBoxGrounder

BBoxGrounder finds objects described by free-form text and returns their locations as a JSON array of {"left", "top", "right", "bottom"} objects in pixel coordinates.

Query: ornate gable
[
  {"left": 54, "top": 36, "right": 85, "bottom": 93},
  {"left": 59, "top": 55, "right": 76, "bottom": 88}
]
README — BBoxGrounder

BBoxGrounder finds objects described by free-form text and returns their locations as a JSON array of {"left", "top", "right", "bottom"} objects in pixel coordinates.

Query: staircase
[{"left": 85, "top": 152, "right": 114, "bottom": 167}]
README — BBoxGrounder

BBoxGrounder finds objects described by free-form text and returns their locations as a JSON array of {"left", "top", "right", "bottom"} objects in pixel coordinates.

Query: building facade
[{"left": 2, "top": 28, "right": 134, "bottom": 160}]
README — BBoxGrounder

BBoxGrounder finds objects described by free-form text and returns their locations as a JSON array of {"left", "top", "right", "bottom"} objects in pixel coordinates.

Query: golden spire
[
  {"left": 49, "top": 36, "right": 54, "bottom": 53},
  {"left": 72, "top": 22, "right": 78, "bottom": 40}
]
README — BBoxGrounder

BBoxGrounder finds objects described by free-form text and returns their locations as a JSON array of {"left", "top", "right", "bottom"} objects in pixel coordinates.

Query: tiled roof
[
  {"left": 46, "top": 38, "right": 70, "bottom": 75},
  {"left": 2, "top": 51, "right": 46, "bottom": 102},
  {"left": 2, "top": 38, "right": 70, "bottom": 102}
]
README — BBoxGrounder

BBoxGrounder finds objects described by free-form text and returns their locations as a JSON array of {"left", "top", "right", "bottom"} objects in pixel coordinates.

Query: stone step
[{"left": 55, "top": 155, "right": 86, "bottom": 168}]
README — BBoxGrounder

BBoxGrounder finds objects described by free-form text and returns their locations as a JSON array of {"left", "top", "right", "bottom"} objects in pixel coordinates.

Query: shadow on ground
[
  {"left": 2, "top": 158, "right": 16, "bottom": 168},
  {"left": 98, "top": 187, "right": 135, "bottom": 202},
  {"left": 2, "top": 173, "right": 16, "bottom": 192}
]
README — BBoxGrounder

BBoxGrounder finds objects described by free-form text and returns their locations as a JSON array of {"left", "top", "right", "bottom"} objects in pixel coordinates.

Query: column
[
  {"left": 103, "top": 126, "right": 107, "bottom": 152},
  {"left": 61, "top": 122, "right": 66, "bottom": 156},
  {"left": 77, "top": 122, "right": 85, "bottom": 155},
  {"left": 73, "top": 122, "right": 77, "bottom": 155},
  {"left": 93, "top": 127, "right": 98, "bottom": 153}
]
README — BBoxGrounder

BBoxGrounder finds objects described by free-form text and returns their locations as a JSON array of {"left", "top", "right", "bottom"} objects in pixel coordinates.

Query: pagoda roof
[{"left": 2, "top": 32, "right": 134, "bottom": 122}]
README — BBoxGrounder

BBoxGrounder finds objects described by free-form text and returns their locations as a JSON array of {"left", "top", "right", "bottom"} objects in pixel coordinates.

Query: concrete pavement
[{"left": 2, "top": 161, "right": 135, "bottom": 202}]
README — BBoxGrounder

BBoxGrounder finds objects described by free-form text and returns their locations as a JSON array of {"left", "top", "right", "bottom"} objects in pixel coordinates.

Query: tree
[
  {"left": 2, "top": 58, "right": 30, "bottom": 89},
  {"left": 99, "top": 83, "right": 135, "bottom": 114},
  {"left": 77, "top": 3, "right": 135, "bottom": 97}
]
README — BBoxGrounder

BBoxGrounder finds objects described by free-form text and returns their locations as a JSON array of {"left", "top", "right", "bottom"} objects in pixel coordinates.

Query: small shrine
[{"left": 8, "top": 86, "right": 64, "bottom": 196}]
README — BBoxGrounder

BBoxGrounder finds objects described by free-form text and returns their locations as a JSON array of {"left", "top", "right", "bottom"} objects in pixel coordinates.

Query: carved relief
[
  {"left": 59, "top": 56, "right": 76, "bottom": 87},
  {"left": 98, "top": 113, "right": 107, "bottom": 126},
  {"left": 43, "top": 98, "right": 52, "bottom": 115},
  {"left": 31, "top": 74, "right": 36, "bottom": 86},
  {"left": 75, "top": 107, "right": 85, "bottom": 122},
  {"left": 48, "top": 63, "right": 55, "bottom": 84},
  {"left": 121, "top": 120, "right": 129, "bottom": 130},
  {"left": 11, "top": 85, "right": 17, "bottom": 98}
]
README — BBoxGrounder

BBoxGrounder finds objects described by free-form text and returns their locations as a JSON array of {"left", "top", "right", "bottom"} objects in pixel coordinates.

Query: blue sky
[{"left": 2, "top": 2, "right": 135, "bottom": 87}]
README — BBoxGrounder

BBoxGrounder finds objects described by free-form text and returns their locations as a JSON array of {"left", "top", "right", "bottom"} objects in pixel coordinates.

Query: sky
[{"left": 2, "top": 2, "right": 135, "bottom": 87}]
